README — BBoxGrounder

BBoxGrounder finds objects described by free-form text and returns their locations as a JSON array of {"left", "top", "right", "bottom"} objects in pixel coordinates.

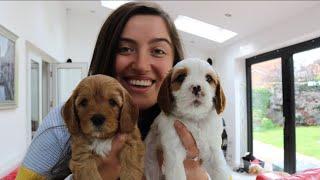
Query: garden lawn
[{"left": 254, "top": 126, "right": 320, "bottom": 160}]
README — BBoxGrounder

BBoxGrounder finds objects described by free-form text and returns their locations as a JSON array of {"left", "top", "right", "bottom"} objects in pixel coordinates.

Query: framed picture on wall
[{"left": 0, "top": 24, "right": 18, "bottom": 109}]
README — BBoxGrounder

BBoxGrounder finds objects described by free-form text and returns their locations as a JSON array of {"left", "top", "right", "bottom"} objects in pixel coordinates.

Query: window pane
[
  {"left": 251, "top": 58, "right": 284, "bottom": 171},
  {"left": 293, "top": 47, "right": 320, "bottom": 172},
  {"left": 57, "top": 68, "right": 82, "bottom": 105},
  {"left": 31, "top": 61, "right": 39, "bottom": 138}
]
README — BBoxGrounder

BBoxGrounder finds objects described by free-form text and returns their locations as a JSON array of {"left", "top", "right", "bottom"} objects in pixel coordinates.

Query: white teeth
[{"left": 129, "top": 79, "right": 152, "bottom": 86}]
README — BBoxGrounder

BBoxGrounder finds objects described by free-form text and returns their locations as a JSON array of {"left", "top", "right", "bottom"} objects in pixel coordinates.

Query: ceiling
[{"left": 62, "top": 1, "right": 320, "bottom": 54}]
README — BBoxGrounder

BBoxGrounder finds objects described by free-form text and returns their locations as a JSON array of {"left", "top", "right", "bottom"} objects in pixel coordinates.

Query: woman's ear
[
  {"left": 214, "top": 80, "right": 226, "bottom": 114},
  {"left": 62, "top": 92, "right": 80, "bottom": 135},
  {"left": 157, "top": 70, "right": 174, "bottom": 115},
  {"left": 120, "top": 92, "right": 139, "bottom": 133}
]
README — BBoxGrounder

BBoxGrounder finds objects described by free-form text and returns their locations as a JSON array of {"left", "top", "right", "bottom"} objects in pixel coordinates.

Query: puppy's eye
[
  {"left": 79, "top": 98, "right": 88, "bottom": 107},
  {"left": 109, "top": 99, "right": 117, "bottom": 107},
  {"left": 174, "top": 73, "right": 186, "bottom": 83},
  {"left": 206, "top": 75, "right": 213, "bottom": 83}
]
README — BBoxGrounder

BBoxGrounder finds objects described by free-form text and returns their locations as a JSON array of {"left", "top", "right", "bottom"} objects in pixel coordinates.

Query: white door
[
  {"left": 27, "top": 52, "right": 42, "bottom": 139},
  {"left": 49, "top": 63, "right": 88, "bottom": 109}
]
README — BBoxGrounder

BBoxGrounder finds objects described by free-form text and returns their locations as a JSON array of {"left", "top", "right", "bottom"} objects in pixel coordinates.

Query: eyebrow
[
  {"left": 150, "top": 38, "right": 172, "bottom": 47},
  {"left": 119, "top": 37, "right": 172, "bottom": 47},
  {"left": 119, "top": 38, "right": 137, "bottom": 45}
]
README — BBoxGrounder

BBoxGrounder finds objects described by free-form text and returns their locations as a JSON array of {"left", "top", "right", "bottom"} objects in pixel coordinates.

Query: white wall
[
  {"left": 65, "top": 9, "right": 211, "bottom": 63},
  {"left": 0, "top": 2, "right": 67, "bottom": 177},
  {"left": 183, "top": 41, "right": 212, "bottom": 60},
  {"left": 0, "top": 39, "right": 28, "bottom": 177},
  {"left": 0, "top": 1, "right": 67, "bottom": 62},
  {"left": 214, "top": 4, "right": 320, "bottom": 166},
  {"left": 65, "top": 10, "right": 106, "bottom": 62}
]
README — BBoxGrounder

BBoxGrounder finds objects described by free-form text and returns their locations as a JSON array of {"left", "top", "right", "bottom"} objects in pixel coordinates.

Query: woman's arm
[
  {"left": 174, "top": 120, "right": 209, "bottom": 180},
  {"left": 17, "top": 106, "right": 71, "bottom": 179},
  {"left": 16, "top": 166, "right": 46, "bottom": 180},
  {"left": 156, "top": 120, "right": 209, "bottom": 180}
]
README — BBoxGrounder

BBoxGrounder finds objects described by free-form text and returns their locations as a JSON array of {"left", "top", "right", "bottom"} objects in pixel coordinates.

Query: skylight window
[
  {"left": 174, "top": 15, "right": 237, "bottom": 43},
  {"left": 101, "top": 1, "right": 130, "bottom": 10}
]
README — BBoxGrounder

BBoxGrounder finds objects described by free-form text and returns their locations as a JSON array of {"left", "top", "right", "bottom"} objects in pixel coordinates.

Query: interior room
[{"left": 0, "top": 1, "right": 319, "bottom": 179}]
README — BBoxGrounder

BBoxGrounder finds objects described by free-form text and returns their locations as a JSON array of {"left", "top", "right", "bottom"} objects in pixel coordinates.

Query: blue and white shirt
[{"left": 22, "top": 105, "right": 70, "bottom": 176}]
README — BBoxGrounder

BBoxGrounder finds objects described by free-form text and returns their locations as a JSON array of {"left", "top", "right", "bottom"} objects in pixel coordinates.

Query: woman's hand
[
  {"left": 174, "top": 120, "right": 209, "bottom": 180},
  {"left": 97, "top": 134, "right": 127, "bottom": 180},
  {"left": 157, "top": 120, "right": 209, "bottom": 180}
]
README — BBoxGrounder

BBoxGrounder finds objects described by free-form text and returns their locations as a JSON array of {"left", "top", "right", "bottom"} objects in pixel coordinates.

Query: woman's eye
[
  {"left": 118, "top": 46, "right": 135, "bottom": 54},
  {"left": 79, "top": 99, "right": 88, "bottom": 107},
  {"left": 151, "top": 48, "right": 166, "bottom": 57},
  {"left": 206, "top": 75, "right": 213, "bottom": 83}
]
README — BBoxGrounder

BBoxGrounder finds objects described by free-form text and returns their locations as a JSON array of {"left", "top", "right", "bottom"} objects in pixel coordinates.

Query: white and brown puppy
[
  {"left": 145, "top": 58, "right": 231, "bottom": 180},
  {"left": 62, "top": 74, "right": 144, "bottom": 180}
]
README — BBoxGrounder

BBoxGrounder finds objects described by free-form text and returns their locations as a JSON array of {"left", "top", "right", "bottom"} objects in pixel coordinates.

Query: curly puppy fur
[{"left": 62, "top": 74, "right": 144, "bottom": 180}]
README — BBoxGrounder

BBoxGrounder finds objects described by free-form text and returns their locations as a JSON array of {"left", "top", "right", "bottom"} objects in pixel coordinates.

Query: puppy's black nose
[
  {"left": 91, "top": 114, "right": 106, "bottom": 126},
  {"left": 192, "top": 85, "right": 201, "bottom": 95}
]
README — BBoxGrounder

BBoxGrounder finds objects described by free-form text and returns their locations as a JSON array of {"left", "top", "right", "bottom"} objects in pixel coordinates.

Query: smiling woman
[{"left": 115, "top": 15, "right": 174, "bottom": 110}]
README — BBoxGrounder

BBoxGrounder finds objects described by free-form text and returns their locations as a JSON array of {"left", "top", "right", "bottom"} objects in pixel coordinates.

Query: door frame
[
  {"left": 25, "top": 41, "right": 58, "bottom": 144},
  {"left": 26, "top": 50, "right": 42, "bottom": 142},
  {"left": 50, "top": 62, "right": 88, "bottom": 109}
]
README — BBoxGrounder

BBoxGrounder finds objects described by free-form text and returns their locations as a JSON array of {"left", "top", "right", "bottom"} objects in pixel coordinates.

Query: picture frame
[{"left": 0, "top": 24, "right": 18, "bottom": 109}]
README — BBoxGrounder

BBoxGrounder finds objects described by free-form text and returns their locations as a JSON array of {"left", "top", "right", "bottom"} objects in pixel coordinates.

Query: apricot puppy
[{"left": 62, "top": 74, "right": 144, "bottom": 180}]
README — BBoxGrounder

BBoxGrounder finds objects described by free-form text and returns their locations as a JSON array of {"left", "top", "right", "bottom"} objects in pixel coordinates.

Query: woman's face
[{"left": 115, "top": 15, "right": 174, "bottom": 111}]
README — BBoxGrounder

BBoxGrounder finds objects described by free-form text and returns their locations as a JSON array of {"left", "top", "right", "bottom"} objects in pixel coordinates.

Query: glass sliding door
[
  {"left": 251, "top": 58, "right": 284, "bottom": 171},
  {"left": 293, "top": 47, "right": 320, "bottom": 172},
  {"left": 247, "top": 37, "right": 320, "bottom": 173}
]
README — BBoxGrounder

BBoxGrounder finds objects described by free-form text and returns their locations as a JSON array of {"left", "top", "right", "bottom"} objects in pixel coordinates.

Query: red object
[
  {"left": 2, "top": 168, "right": 18, "bottom": 180},
  {"left": 251, "top": 159, "right": 262, "bottom": 164},
  {"left": 256, "top": 168, "right": 320, "bottom": 180}
]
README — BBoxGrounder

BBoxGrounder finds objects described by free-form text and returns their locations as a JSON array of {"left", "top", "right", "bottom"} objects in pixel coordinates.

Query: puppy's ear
[
  {"left": 214, "top": 80, "right": 226, "bottom": 114},
  {"left": 158, "top": 70, "right": 174, "bottom": 115},
  {"left": 120, "top": 92, "right": 139, "bottom": 133},
  {"left": 62, "top": 92, "right": 80, "bottom": 135}
]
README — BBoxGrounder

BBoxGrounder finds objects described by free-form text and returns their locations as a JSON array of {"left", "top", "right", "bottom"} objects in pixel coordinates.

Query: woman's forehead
[{"left": 121, "top": 15, "right": 171, "bottom": 42}]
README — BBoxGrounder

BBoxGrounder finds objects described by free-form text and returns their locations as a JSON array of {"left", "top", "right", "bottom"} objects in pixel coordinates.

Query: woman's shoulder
[
  {"left": 22, "top": 105, "right": 71, "bottom": 176},
  {"left": 39, "top": 105, "right": 65, "bottom": 128},
  {"left": 33, "top": 105, "right": 69, "bottom": 145}
]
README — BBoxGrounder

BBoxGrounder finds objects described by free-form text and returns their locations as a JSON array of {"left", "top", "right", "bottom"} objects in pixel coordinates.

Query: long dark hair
[
  {"left": 88, "top": 2, "right": 184, "bottom": 76},
  {"left": 50, "top": 2, "right": 184, "bottom": 179}
]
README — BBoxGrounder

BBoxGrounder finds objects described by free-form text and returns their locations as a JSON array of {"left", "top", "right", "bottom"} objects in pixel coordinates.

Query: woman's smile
[{"left": 121, "top": 76, "right": 156, "bottom": 94}]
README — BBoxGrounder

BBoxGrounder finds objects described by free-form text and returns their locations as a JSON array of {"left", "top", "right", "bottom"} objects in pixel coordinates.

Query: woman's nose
[{"left": 131, "top": 52, "right": 151, "bottom": 73}]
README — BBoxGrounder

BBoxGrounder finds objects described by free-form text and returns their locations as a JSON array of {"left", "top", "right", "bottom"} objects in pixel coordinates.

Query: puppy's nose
[
  {"left": 192, "top": 85, "right": 201, "bottom": 95},
  {"left": 91, "top": 114, "right": 106, "bottom": 126}
]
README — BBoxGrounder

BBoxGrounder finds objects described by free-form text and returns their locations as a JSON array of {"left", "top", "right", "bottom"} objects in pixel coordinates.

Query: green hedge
[{"left": 252, "top": 88, "right": 273, "bottom": 131}]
